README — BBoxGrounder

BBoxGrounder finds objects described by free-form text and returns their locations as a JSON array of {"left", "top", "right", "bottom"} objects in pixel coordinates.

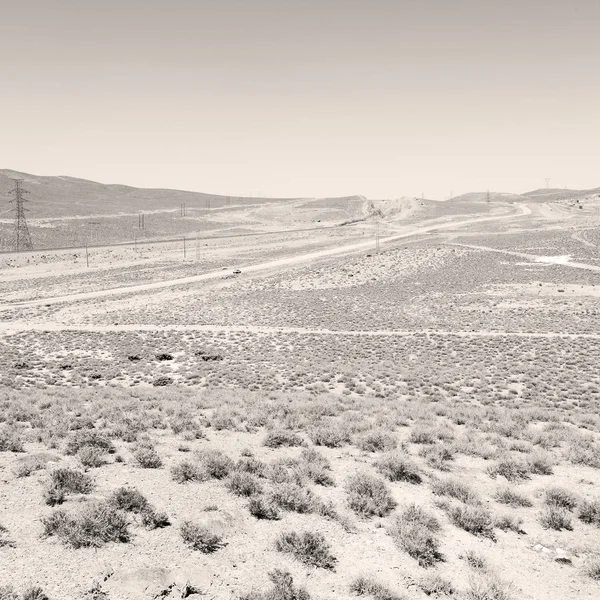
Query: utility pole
[
  {"left": 375, "top": 217, "right": 380, "bottom": 254},
  {"left": 138, "top": 212, "right": 145, "bottom": 230},
  {"left": 545, "top": 178, "right": 550, "bottom": 189},
  {"left": 85, "top": 245, "right": 89, "bottom": 268},
  {"left": 9, "top": 179, "right": 33, "bottom": 251},
  {"left": 183, "top": 236, "right": 186, "bottom": 259},
  {"left": 180, "top": 203, "right": 186, "bottom": 216},
  {"left": 206, "top": 198, "right": 211, "bottom": 210}
]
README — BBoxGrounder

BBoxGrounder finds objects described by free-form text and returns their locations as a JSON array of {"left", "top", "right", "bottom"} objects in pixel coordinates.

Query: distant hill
[
  {"left": 449, "top": 192, "right": 527, "bottom": 203},
  {"left": 0, "top": 169, "right": 300, "bottom": 218},
  {"left": 522, "top": 187, "right": 600, "bottom": 202}
]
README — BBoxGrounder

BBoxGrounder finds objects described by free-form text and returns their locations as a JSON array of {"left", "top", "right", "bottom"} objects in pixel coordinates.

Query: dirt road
[{"left": 0, "top": 204, "right": 531, "bottom": 309}]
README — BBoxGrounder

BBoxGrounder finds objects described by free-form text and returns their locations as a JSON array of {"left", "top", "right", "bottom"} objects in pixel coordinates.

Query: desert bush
[
  {"left": 431, "top": 477, "right": 480, "bottom": 504},
  {"left": 226, "top": 471, "right": 263, "bottom": 497},
  {"left": 196, "top": 449, "right": 234, "bottom": 479},
  {"left": 65, "top": 431, "right": 114, "bottom": 456},
  {"left": 494, "top": 487, "right": 533, "bottom": 508},
  {"left": 21, "top": 588, "right": 49, "bottom": 600},
  {"left": 446, "top": 504, "right": 496, "bottom": 540},
  {"left": 180, "top": 521, "right": 224, "bottom": 553},
  {"left": 418, "top": 573, "right": 455, "bottom": 597},
  {"left": 0, "top": 585, "right": 18, "bottom": 600},
  {"left": 375, "top": 453, "right": 421, "bottom": 484},
  {"left": 578, "top": 498, "right": 600, "bottom": 526},
  {"left": 388, "top": 504, "right": 443, "bottom": 568},
  {"left": 539, "top": 507, "right": 573, "bottom": 530},
  {"left": 0, "top": 429, "right": 25, "bottom": 452},
  {"left": 133, "top": 447, "right": 162, "bottom": 468},
  {"left": 345, "top": 473, "right": 396, "bottom": 517},
  {"left": 462, "top": 550, "right": 488, "bottom": 571},
  {"left": 268, "top": 482, "right": 317, "bottom": 514},
  {"left": 494, "top": 514, "right": 523, "bottom": 533},
  {"left": 583, "top": 558, "right": 600, "bottom": 580},
  {"left": 567, "top": 443, "right": 600, "bottom": 469},
  {"left": 241, "top": 569, "right": 311, "bottom": 600},
  {"left": 463, "top": 575, "right": 515, "bottom": 600},
  {"left": 419, "top": 445, "right": 454, "bottom": 471},
  {"left": 152, "top": 376, "right": 173, "bottom": 387},
  {"left": 248, "top": 495, "right": 282, "bottom": 520},
  {"left": 78, "top": 446, "right": 105, "bottom": 468},
  {"left": 543, "top": 487, "right": 578, "bottom": 510},
  {"left": 0, "top": 524, "right": 15, "bottom": 548},
  {"left": 42, "top": 502, "right": 130, "bottom": 548},
  {"left": 526, "top": 452, "right": 554, "bottom": 475},
  {"left": 108, "top": 487, "right": 149, "bottom": 513},
  {"left": 236, "top": 456, "right": 267, "bottom": 477},
  {"left": 45, "top": 468, "right": 94, "bottom": 506},
  {"left": 486, "top": 458, "right": 530, "bottom": 482},
  {"left": 275, "top": 530, "right": 336, "bottom": 570},
  {"left": 309, "top": 424, "right": 350, "bottom": 448},
  {"left": 171, "top": 460, "right": 208, "bottom": 483},
  {"left": 264, "top": 429, "right": 304, "bottom": 448},
  {"left": 350, "top": 576, "right": 404, "bottom": 600},
  {"left": 155, "top": 353, "right": 173, "bottom": 361},
  {"left": 357, "top": 430, "right": 398, "bottom": 453}
]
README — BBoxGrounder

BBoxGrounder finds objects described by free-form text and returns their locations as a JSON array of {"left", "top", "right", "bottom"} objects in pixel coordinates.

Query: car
[{"left": 233, "top": 269, "right": 242, "bottom": 275}]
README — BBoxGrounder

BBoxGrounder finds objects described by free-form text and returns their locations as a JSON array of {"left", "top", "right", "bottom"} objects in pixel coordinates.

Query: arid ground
[{"left": 1, "top": 184, "right": 600, "bottom": 600}]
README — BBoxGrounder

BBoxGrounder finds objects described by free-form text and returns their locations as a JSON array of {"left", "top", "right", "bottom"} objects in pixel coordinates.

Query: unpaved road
[
  {"left": 0, "top": 204, "right": 531, "bottom": 309},
  {"left": 0, "top": 322, "right": 598, "bottom": 339}
]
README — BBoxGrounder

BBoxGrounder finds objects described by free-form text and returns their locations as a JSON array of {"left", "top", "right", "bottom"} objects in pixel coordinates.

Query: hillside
[{"left": 522, "top": 187, "right": 600, "bottom": 202}]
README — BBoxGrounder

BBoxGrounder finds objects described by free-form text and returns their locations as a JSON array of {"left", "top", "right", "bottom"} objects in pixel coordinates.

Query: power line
[{"left": 9, "top": 179, "right": 33, "bottom": 251}]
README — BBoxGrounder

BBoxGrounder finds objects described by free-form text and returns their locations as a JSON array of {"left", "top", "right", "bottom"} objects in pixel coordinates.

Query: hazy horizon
[{"left": 1, "top": 0, "right": 599, "bottom": 200}]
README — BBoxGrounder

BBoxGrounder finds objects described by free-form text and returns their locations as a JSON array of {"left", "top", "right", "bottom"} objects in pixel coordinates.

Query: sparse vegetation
[
  {"left": 274, "top": 530, "right": 336, "bottom": 570},
  {"left": 180, "top": 521, "right": 224, "bottom": 553},
  {"left": 345, "top": 473, "right": 396, "bottom": 517}
]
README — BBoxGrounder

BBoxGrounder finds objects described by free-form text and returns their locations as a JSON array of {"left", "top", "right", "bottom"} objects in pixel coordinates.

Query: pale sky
[{"left": 1, "top": 0, "right": 599, "bottom": 199}]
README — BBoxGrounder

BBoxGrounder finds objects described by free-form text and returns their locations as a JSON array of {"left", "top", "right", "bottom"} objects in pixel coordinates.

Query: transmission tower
[{"left": 9, "top": 179, "right": 33, "bottom": 251}]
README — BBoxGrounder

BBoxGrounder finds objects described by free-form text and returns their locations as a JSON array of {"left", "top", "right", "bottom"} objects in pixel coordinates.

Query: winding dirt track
[
  {"left": 0, "top": 204, "right": 531, "bottom": 310},
  {"left": 0, "top": 322, "right": 598, "bottom": 339}
]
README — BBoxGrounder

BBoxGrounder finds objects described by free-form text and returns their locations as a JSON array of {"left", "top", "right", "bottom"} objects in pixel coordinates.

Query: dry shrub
[
  {"left": 375, "top": 453, "right": 421, "bottom": 484},
  {"left": 578, "top": 498, "right": 600, "bottom": 526},
  {"left": 418, "top": 573, "right": 455, "bottom": 597},
  {"left": 263, "top": 429, "right": 304, "bottom": 448},
  {"left": 357, "top": 430, "right": 398, "bottom": 453},
  {"left": 133, "top": 447, "right": 162, "bottom": 468},
  {"left": 180, "top": 521, "right": 224, "bottom": 553},
  {"left": 350, "top": 576, "right": 405, "bottom": 600},
  {"left": 538, "top": 507, "right": 573, "bottom": 531},
  {"left": 543, "top": 487, "right": 578, "bottom": 511},
  {"left": 275, "top": 530, "right": 336, "bottom": 570},
  {"left": 44, "top": 468, "right": 94, "bottom": 506},
  {"left": 494, "top": 487, "right": 532, "bottom": 508},
  {"left": 309, "top": 424, "right": 350, "bottom": 448},
  {"left": 388, "top": 504, "right": 443, "bottom": 568},
  {"left": 431, "top": 477, "right": 480, "bottom": 505},
  {"left": 43, "top": 502, "right": 130, "bottom": 548},
  {"left": 445, "top": 504, "right": 496, "bottom": 540},
  {"left": 241, "top": 570, "right": 311, "bottom": 600},
  {"left": 345, "top": 473, "right": 396, "bottom": 517},
  {"left": 226, "top": 471, "right": 263, "bottom": 497},
  {"left": 486, "top": 458, "right": 530, "bottom": 482}
]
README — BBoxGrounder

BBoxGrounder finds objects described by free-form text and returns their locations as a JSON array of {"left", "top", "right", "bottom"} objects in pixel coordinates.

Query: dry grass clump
[
  {"left": 374, "top": 453, "right": 422, "bottom": 484},
  {"left": 44, "top": 468, "right": 94, "bottom": 506},
  {"left": 388, "top": 504, "right": 443, "bottom": 568},
  {"left": 578, "top": 498, "right": 600, "bottom": 526},
  {"left": 0, "top": 523, "right": 16, "bottom": 548},
  {"left": 248, "top": 495, "right": 282, "bottom": 520},
  {"left": 493, "top": 487, "right": 533, "bottom": 508},
  {"left": 264, "top": 429, "right": 304, "bottom": 448},
  {"left": 0, "top": 428, "right": 25, "bottom": 453},
  {"left": 357, "top": 430, "right": 398, "bottom": 453},
  {"left": 267, "top": 482, "right": 327, "bottom": 515},
  {"left": 486, "top": 457, "right": 530, "bottom": 482},
  {"left": 543, "top": 486, "right": 578, "bottom": 510},
  {"left": 0, "top": 587, "right": 50, "bottom": 600},
  {"left": 583, "top": 557, "right": 600, "bottom": 580},
  {"left": 345, "top": 473, "right": 396, "bottom": 517},
  {"left": 43, "top": 502, "right": 130, "bottom": 548},
  {"left": 444, "top": 503, "right": 496, "bottom": 540},
  {"left": 419, "top": 445, "right": 454, "bottom": 471},
  {"left": 350, "top": 575, "right": 405, "bottom": 600},
  {"left": 431, "top": 477, "right": 480, "bottom": 505},
  {"left": 236, "top": 456, "right": 268, "bottom": 477},
  {"left": 77, "top": 446, "right": 106, "bottom": 468},
  {"left": 462, "top": 575, "right": 515, "bottom": 600},
  {"left": 493, "top": 514, "right": 523, "bottom": 533},
  {"left": 171, "top": 460, "right": 208, "bottom": 483},
  {"left": 180, "top": 521, "right": 224, "bottom": 553},
  {"left": 409, "top": 424, "right": 454, "bottom": 445},
  {"left": 226, "top": 471, "right": 263, "bottom": 497},
  {"left": 526, "top": 452, "right": 554, "bottom": 475},
  {"left": 274, "top": 530, "right": 337, "bottom": 570},
  {"left": 309, "top": 423, "right": 351, "bottom": 448},
  {"left": 241, "top": 570, "right": 311, "bottom": 600},
  {"left": 567, "top": 442, "right": 600, "bottom": 469},
  {"left": 132, "top": 447, "right": 162, "bottom": 468},
  {"left": 538, "top": 506, "right": 573, "bottom": 531},
  {"left": 461, "top": 550, "right": 489, "bottom": 571},
  {"left": 418, "top": 573, "right": 455, "bottom": 597},
  {"left": 65, "top": 431, "right": 114, "bottom": 456},
  {"left": 107, "top": 486, "right": 170, "bottom": 529},
  {"left": 196, "top": 449, "right": 234, "bottom": 479},
  {"left": 300, "top": 448, "right": 335, "bottom": 486}
]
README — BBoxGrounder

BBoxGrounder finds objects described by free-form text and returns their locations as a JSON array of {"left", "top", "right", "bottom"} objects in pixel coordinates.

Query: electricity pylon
[{"left": 9, "top": 179, "right": 33, "bottom": 251}]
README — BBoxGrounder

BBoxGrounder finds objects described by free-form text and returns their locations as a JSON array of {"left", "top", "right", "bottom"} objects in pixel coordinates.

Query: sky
[{"left": 1, "top": 0, "right": 599, "bottom": 200}]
